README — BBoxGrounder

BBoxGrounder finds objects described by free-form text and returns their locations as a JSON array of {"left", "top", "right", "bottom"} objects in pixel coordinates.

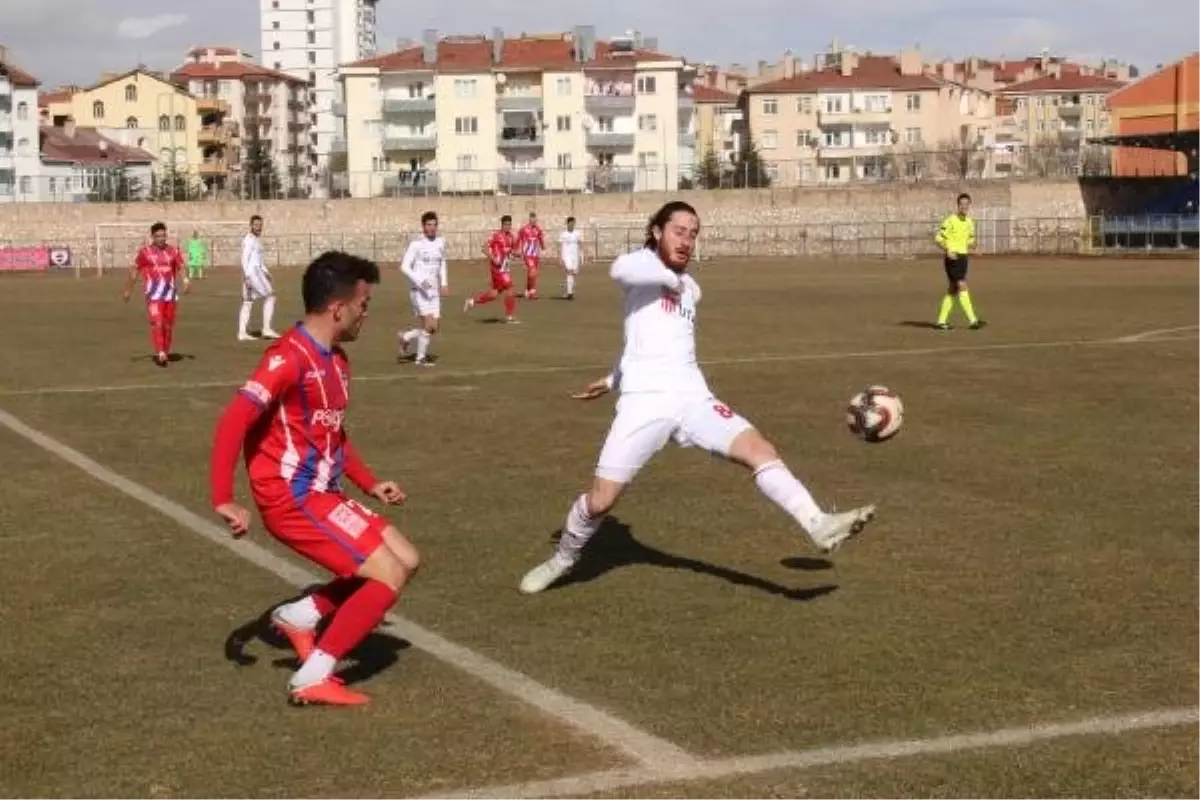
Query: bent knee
[
  {"left": 586, "top": 479, "right": 624, "bottom": 517},
  {"left": 729, "top": 428, "right": 778, "bottom": 469}
]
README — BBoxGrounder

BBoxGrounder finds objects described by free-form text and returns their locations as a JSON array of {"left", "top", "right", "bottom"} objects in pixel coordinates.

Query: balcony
[
  {"left": 819, "top": 142, "right": 892, "bottom": 158},
  {"left": 589, "top": 166, "right": 636, "bottom": 192},
  {"left": 818, "top": 107, "right": 892, "bottom": 126},
  {"left": 198, "top": 159, "right": 228, "bottom": 176},
  {"left": 384, "top": 133, "right": 437, "bottom": 151},
  {"left": 678, "top": 131, "right": 696, "bottom": 146},
  {"left": 584, "top": 93, "right": 635, "bottom": 112},
  {"left": 496, "top": 94, "right": 542, "bottom": 112},
  {"left": 288, "top": 119, "right": 307, "bottom": 132},
  {"left": 585, "top": 131, "right": 635, "bottom": 148},
  {"left": 197, "top": 126, "right": 230, "bottom": 144},
  {"left": 331, "top": 138, "right": 347, "bottom": 153},
  {"left": 498, "top": 169, "right": 544, "bottom": 189},
  {"left": 383, "top": 96, "right": 436, "bottom": 113},
  {"left": 678, "top": 92, "right": 694, "bottom": 110},
  {"left": 1058, "top": 103, "right": 1083, "bottom": 118},
  {"left": 195, "top": 96, "right": 230, "bottom": 114},
  {"left": 497, "top": 129, "right": 542, "bottom": 150}
]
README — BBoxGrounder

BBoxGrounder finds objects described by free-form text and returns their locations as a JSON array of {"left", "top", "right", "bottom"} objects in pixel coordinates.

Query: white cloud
[{"left": 115, "top": 13, "right": 188, "bottom": 40}]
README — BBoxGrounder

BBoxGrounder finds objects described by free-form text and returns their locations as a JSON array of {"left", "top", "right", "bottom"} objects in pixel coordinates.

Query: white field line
[
  {"left": 428, "top": 706, "right": 1200, "bottom": 799},
  {"left": 0, "top": 327, "right": 1196, "bottom": 399},
  {"left": 0, "top": 407, "right": 700, "bottom": 771}
]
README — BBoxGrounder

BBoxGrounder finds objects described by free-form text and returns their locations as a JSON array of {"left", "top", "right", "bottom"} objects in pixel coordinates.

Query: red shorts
[
  {"left": 147, "top": 300, "right": 177, "bottom": 325},
  {"left": 260, "top": 492, "right": 390, "bottom": 577},
  {"left": 490, "top": 268, "right": 513, "bottom": 293},
  {"left": 523, "top": 255, "right": 540, "bottom": 270}
]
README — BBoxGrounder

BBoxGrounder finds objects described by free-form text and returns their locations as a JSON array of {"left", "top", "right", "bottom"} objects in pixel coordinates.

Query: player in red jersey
[
  {"left": 209, "top": 251, "right": 420, "bottom": 707},
  {"left": 463, "top": 214, "right": 519, "bottom": 323},
  {"left": 515, "top": 211, "right": 545, "bottom": 299},
  {"left": 122, "top": 221, "right": 189, "bottom": 367}
]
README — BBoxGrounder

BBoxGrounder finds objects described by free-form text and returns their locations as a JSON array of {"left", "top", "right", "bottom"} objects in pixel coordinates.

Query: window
[
  {"left": 635, "top": 75, "right": 657, "bottom": 94},
  {"left": 19, "top": 176, "right": 31, "bottom": 195},
  {"left": 797, "top": 96, "right": 813, "bottom": 114},
  {"left": 174, "top": 114, "right": 186, "bottom": 131},
  {"left": 48, "top": 177, "right": 57, "bottom": 194},
  {"left": 596, "top": 116, "right": 614, "bottom": 132},
  {"left": 796, "top": 129, "right": 812, "bottom": 146},
  {"left": 454, "top": 116, "right": 478, "bottom": 134},
  {"left": 555, "top": 115, "right": 571, "bottom": 132},
  {"left": 272, "top": 20, "right": 280, "bottom": 29},
  {"left": 555, "top": 77, "right": 571, "bottom": 96},
  {"left": 823, "top": 129, "right": 845, "bottom": 147},
  {"left": 637, "top": 114, "right": 657, "bottom": 132},
  {"left": 824, "top": 163, "right": 841, "bottom": 181},
  {"left": 126, "top": 116, "right": 138, "bottom": 129},
  {"left": 863, "top": 94, "right": 889, "bottom": 112},
  {"left": 160, "top": 147, "right": 172, "bottom": 162},
  {"left": 904, "top": 126, "right": 922, "bottom": 144},
  {"left": 16, "top": 101, "right": 28, "bottom": 121},
  {"left": 637, "top": 151, "right": 659, "bottom": 166},
  {"left": 762, "top": 98, "right": 778, "bottom": 115},
  {"left": 16, "top": 137, "right": 29, "bottom": 155},
  {"left": 862, "top": 127, "right": 889, "bottom": 145},
  {"left": 307, "top": 10, "right": 315, "bottom": 22},
  {"left": 556, "top": 153, "right": 572, "bottom": 169},
  {"left": 92, "top": 100, "right": 105, "bottom": 119},
  {"left": 761, "top": 130, "right": 778, "bottom": 149},
  {"left": 274, "top": 61, "right": 282, "bottom": 70},
  {"left": 124, "top": 84, "right": 137, "bottom": 102},
  {"left": 596, "top": 152, "right": 615, "bottom": 166},
  {"left": 307, "top": 51, "right": 316, "bottom": 65},
  {"left": 905, "top": 93, "right": 921, "bottom": 111},
  {"left": 823, "top": 95, "right": 844, "bottom": 113},
  {"left": 408, "top": 81, "right": 425, "bottom": 98},
  {"left": 307, "top": 31, "right": 316, "bottom": 44},
  {"left": 456, "top": 154, "right": 477, "bottom": 170},
  {"left": 273, "top": 41, "right": 280, "bottom": 50},
  {"left": 454, "top": 79, "right": 477, "bottom": 97},
  {"left": 175, "top": 147, "right": 187, "bottom": 165}
]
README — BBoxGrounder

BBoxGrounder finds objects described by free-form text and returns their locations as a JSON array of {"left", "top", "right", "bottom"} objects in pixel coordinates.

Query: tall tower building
[{"left": 259, "top": 0, "right": 378, "bottom": 192}]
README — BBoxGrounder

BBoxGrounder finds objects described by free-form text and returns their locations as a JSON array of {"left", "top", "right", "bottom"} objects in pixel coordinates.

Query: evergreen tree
[
  {"left": 153, "top": 165, "right": 197, "bottom": 201},
  {"left": 243, "top": 132, "right": 281, "bottom": 199},
  {"left": 731, "top": 134, "right": 771, "bottom": 188},
  {"left": 694, "top": 148, "right": 724, "bottom": 189}
]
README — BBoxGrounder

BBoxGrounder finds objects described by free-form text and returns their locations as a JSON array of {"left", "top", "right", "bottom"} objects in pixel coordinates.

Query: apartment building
[
  {"left": 337, "top": 27, "right": 696, "bottom": 196},
  {"left": 0, "top": 47, "right": 41, "bottom": 202},
  {"left": 260, "top": 0, "right": 380, "bottom": 187},
  {"left": 691, "top": 83, "right": 742, "bottom": 165},
  {"left": 39, "top": 119, "right": 155, "bottom": 201},
  {"left": 742, "top": 47, "right": 995, "bottom": 184},
  {"left": 996, "top": 71, "right": 1125, "bottom": 154},
  {"left": 173, "top": 46, "right": 311, "bottom": 195},
  {"left": 40, "top": 68, "right": 202, "bottom": 178}
]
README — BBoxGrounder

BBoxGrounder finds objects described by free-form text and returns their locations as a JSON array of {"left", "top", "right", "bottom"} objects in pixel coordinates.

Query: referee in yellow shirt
[{"left": 933, "top": 192, "right": 986, "bottom": 330}]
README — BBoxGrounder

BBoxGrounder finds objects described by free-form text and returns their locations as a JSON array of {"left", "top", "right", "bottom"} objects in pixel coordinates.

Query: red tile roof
[
  {"left": 40, "top": 125, "right": 154, "bottom": 165},
  {"left": 347, "top": 34, "right": 681, "bottom": 73},
  {"left": 747, "top": 55, "right": 941, "bottom": 93},
  {"left": 38, "top": 88, "right": 76, "bottom": 107},
  {"left": 173, "top": 61, "right": 307, "bottom": 85},
  {"left": 691, "top": 84, "right": 738, "bottom": 103},
  {"left": 0, "top": 57, "right": 39, "bottom": 87},
  {"left": 1001, "top": 73, "right": 1126, "bottom": 93}
]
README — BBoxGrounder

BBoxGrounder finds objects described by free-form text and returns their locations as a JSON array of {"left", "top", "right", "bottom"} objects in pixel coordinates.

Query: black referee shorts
[{"left": 943, "top": 255, "right": 969, "bottom": 283}]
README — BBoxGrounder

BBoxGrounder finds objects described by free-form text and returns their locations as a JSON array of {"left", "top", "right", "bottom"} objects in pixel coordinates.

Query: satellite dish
[{"left": 496, "top": 73, "right": 507, "bottom": 85}]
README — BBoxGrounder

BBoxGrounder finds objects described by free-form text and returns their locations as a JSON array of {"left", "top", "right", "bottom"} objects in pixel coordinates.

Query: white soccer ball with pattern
[{"left": 846, "top": 386, "right": 903, "bottom": 443}]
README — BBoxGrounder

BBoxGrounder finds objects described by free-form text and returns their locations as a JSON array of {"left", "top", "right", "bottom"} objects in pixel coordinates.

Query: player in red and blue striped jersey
[
  {"left": 209, "top": 251, "right": 420, "bottom": 707},
  {"left": 516, "top": 211, "right": 545, "bottom": 299},
  {"left": 122, "top": 221, "right": 189, "bottom": 367}
]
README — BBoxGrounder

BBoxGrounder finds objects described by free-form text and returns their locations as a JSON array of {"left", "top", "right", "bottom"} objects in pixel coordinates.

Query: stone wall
[{"left": 0, "top": 180, "right": 1088, "bottom": 270}]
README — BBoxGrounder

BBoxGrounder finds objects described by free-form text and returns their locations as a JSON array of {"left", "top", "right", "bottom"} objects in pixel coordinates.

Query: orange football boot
[
  {"left": 270, "top": 614, "right": 316, "bottom": 662},
  {"left": 288, "top": 677, "right": 369, "bottom": 706}
]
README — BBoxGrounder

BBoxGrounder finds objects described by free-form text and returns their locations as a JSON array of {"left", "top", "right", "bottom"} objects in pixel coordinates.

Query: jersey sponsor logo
[
  {"left": 304, "top": 368, "right": 326, "bottom": 380},
  {"left": 311, "top": 408, "right": 345, "bottom": 429},
  {"left": 241, "top": 380, "right": 271, "bottom": 404},
  {"left": 268, "top": 355, "right": 286, "bottom": 371},
  {"left": 659, "top": 289, "right": 695, "bottom": 321},
  {"left": 327, "top": 501, "right": 369, "bottom": 539}
]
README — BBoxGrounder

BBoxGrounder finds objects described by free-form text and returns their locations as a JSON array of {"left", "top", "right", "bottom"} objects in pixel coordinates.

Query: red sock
[
  {"left": 315, "top": 579, "right": 398, "bottom": 659},
  {"left": 504, "top": 293, "right": 517, "bottom": 317},
  {"left": 163, "top": 323, "right": 174, "bottom": 354},
  {"left": 309, "top": 576, "right": 363, "bottom": 617},
  {"left": 150, "top": 324, "right": 164, "bottom": 353},
  {"left": 474, "top": 290, "right": 497, "bottom": 305},
  {"left": 527, "top": 269, "right": 538, "bottom": 294}
]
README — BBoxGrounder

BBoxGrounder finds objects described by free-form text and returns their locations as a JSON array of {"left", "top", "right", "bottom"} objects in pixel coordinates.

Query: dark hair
[
  {"left": 644, "top": 200, "right": 699, "bottom": 248},
  {"left": 529, "top": 211, "right": 537, "bottom": 219},
  {"left": 421, "top": 210, "right": 437, "bottom": 224},
  {"left": 957, "top": 193, "right": 971, "bottom": 203},
  {"left": 566, "top": 216, "right": 576, "bottom": 224},
  {"left": 500, "top": 214, "right": 512, "bottom": 224},
  {"left": 301, "top": 250, "right": 381, "bottom": 313},
  {"left": 150, "top": 222, "right": 166, "bottom": 235},
  {"left": 250, "top": 214, "right": 263, "bottom": 224}
]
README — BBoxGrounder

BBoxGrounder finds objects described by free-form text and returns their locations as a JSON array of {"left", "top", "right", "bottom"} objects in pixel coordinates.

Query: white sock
[
  {"left": 416, "top": 331, "right": 431, "bottom": 361},
  {"left": 289, "top": 648, "right": 337, "bottom": 689},
  {"left": 566, "top": 273, "right": 576, "bottom": 294},
  {"left": 273, "top": 596, "right": 321, "bottom": 629},
  {"left": 555, "top": 494, "right": 602, "bottom": 563},
  {"left": 401, "top": 328, "right": 420, "bottom": 344},
  {"left": 237, "top": 301, "right": 252, "bottom": 336},
  {"left": 753, "top": 460, "right": 825, "bottom": 535},
  {"left": 262, "top": 295, "right": 277, "bottom": 331}
]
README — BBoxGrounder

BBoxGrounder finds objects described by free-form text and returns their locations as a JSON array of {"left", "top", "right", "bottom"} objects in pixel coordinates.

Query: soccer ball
[{"left": 846, "top": 386, "right": 904, "bottom": 443}]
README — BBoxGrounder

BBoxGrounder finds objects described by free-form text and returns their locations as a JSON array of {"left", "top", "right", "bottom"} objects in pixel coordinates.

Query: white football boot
[
  {"left": 810, "top": 505, "right": 876, "bottom": 553},
  {"left": 519, "top": 554, "right": 576, "bottom": 595}
]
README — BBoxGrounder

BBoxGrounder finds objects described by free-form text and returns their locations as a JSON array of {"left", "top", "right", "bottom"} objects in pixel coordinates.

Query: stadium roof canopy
[{"left": 1088, "top": 129, "right": 1199, "bottom": 153}]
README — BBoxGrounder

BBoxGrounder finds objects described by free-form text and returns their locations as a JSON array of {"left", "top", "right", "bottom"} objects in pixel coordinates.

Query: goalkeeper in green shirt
[{"left": 186, "top": 230, "right": 208, "bottom": 280}]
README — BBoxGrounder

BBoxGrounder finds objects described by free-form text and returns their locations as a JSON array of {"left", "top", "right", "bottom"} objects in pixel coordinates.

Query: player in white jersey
[
  {"left": 397, "top": 211, "right": 449, "bottom": 367},
  {"left": 238, "top": 214, "right": 280, "bottom": 341},
  {"left": 558, "top": 216, "right": 584, "bottom": 300},
  {"left": 519, "top": 200, "right": 877, "bottom": 595}
]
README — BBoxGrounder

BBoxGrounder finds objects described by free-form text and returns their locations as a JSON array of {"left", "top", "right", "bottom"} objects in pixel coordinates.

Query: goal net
[{"left": 93, "top": 220, "right": 249, "bottom": 278}]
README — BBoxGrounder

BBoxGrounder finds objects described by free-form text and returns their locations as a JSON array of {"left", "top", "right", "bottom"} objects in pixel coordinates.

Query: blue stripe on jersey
[
  {"left": 289, "top": 361, "right": 318, "bottom": 503},
  {"left": 330, "top": 444, "right": 345, "bottom": 492},
  {"left": 238, "top": 389, "right": 267, "bottom": 408}
]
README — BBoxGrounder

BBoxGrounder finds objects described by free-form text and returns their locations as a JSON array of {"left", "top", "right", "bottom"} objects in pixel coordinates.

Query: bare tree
[{"left": 888, "top": 145, "right": 934, "bottom": 182}]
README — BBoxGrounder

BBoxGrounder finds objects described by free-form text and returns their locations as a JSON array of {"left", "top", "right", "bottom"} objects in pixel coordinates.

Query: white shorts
[
  {"left": 409, "top": 289, "right": 441, "bottom": 319},
  {"left": 242, "top": 270, "right": 273, "bottom": 301},
  {"left": 595, "top": 392, "right": 755, "bottom": 484},
  {"left": 562, "top": 257, "right": 580, "bottom": 273}
]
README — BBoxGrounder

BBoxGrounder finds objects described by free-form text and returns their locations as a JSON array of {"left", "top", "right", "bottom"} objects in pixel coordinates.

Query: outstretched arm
[{"left": 610, "top": 253, "right": 683, "bottom": 290}]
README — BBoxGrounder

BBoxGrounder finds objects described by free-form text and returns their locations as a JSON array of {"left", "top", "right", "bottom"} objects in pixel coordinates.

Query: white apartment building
[
  {"left": 174, "top": 47, "right": 312, "bottom": 195},
  {"left": 337, "top": 27, "right": 696, "bottom": 196},
  {"left": 259, "top": 0, "right": 379, "bottom": 187},
  {"left": 0, "top": 46, "right": 43, "bottom": 202}
]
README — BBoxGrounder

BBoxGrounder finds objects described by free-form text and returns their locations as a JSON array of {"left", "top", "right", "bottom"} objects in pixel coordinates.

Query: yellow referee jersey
[{"left": 935, "top": 214, "right": 975, "bottom": 255}]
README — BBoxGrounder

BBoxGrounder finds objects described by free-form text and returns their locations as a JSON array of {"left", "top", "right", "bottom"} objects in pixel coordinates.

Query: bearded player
[
  {"left": 122, "top": 221, "right": 190, "bottom": 367},
  {"left": 516, "top": 211, "right": 545, "bottom": 299},
  {"left": 519, "top": 201, "right": 876, "bottom": 595},
  {"left": 463, "top": 214, "right": 519, "bottom": 324},
  {"left": 210, "top": 250, "right": 420, "bottom": 706}
]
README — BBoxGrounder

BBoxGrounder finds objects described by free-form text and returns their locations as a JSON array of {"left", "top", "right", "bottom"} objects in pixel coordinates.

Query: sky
[{"left": 2, "top": 0, "right": 1197, "bottom": 89}]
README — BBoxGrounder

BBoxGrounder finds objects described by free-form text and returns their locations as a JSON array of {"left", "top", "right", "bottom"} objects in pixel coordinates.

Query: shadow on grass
[
  {"left": 545, "top": 518, "right": 838, "bottom": 602},
  {"left": 223, "top": 585, "right": 412, "bottom": 687}
]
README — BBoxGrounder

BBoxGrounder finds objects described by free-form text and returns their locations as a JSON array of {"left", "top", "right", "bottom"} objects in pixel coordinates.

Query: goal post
[{"left": 92, "top": 220, "right": 249, "bottom": 279}]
